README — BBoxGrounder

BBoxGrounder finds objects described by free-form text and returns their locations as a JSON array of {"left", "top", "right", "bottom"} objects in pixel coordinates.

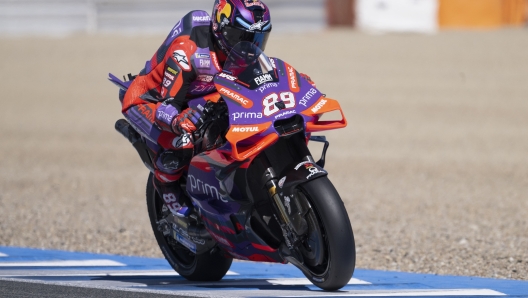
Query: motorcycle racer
[{"left": 120, "top": 0, "right": 272, "bottom": 215}]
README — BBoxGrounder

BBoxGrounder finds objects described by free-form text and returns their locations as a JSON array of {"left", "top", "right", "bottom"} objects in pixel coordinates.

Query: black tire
[
  {"left": 146, "top": 173, "right": 232, "bottom": 281},
  {"left": 297, "top": 176, "right": 356, "bottom": 291}
]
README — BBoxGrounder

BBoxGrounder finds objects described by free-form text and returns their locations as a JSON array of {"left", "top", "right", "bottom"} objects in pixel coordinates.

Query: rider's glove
[
  {"left": 300, "top": 73, "right": 316, "bottom": 88},
  {"left": 172, "top": 108, "right": 201, "bottom": 134}
]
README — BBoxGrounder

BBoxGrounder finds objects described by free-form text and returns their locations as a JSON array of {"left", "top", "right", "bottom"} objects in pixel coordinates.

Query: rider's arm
[
  {"left": 154, "top": 37, "right": 198, "bottom": 133},
  {"left": 121, "top": 36, "right": 197, "bottom": 140}
]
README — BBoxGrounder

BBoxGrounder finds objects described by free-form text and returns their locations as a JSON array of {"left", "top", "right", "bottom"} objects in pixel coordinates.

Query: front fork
[{"left": 262, "top": 167, "right": 309, "bottom": 249}]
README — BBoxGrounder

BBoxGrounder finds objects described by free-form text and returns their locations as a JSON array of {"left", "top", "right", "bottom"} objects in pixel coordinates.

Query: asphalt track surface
[{"left": 1, "top": 247, "right": 528, "bottom": 297}]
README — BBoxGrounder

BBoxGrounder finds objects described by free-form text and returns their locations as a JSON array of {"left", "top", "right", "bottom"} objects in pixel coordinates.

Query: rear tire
[
  {"left": 297, "top": 176, "right": 356, "bottom": 291},
  {"left": 146, "top": 173, "right": 232, "bottom": 281}
]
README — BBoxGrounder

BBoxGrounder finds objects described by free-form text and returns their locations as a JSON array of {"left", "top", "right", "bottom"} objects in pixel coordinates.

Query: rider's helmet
[{"left": 211, "top": 0, "right": 272, "bottom": 56}]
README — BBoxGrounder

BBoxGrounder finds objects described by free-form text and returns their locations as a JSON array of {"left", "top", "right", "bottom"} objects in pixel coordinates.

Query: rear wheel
[
  {"left": 146, "top": 173, "right": 232, "bottom": 281},
  {"left": 296, "top": 176, "right": 356, "bottom": 291}
]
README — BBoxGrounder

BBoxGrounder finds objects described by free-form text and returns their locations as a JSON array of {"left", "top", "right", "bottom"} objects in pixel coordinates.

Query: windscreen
[{"left": 222, "top": 41, "right": 279, "bottom": 90}]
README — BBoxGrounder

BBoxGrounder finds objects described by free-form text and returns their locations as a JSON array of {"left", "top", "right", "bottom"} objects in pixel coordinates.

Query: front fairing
[{"left": 212, "top": 42, "right": 346, "bottom": 161}]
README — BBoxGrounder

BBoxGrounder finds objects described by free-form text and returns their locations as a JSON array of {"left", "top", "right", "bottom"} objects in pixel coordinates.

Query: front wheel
[
  {"left": 146, "top": 173, "right": 232, "bottom": 281},
  {"left": 296, "top": 176, "right": 356, "bottom": 291}
]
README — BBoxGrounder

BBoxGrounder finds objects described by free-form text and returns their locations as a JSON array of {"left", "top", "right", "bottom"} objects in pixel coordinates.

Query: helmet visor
[{"left": 222, "top": 25, "right": 271, "bottom": 51}]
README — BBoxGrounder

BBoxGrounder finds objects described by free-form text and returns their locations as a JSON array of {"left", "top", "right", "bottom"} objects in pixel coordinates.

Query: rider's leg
[{"left": 152, "top": 134, "right": 194, "bottom": 216}]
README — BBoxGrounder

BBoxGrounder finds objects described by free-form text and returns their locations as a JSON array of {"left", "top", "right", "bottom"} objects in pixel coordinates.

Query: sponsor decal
[
  {"left": 300, "top": 88, "right": 317, "bottom": 107},
  {"left": 216, "top": 0, "right": 232, "bottom": 24},
  {"left": 197, "top": 75, "right": 214, "bottom": 83},
  {"left": 137, "top": 105, "right": 155, "bottom": 122},
  {"left": 195, "top": 53, "right": 210, "bottom": 59},
  {"left": 198, "top": 58, "right": 211, "bottom": 69},
  {"left": 278, "top": 176, "right": 286, "bottom": 188},
  {"left": 191, "top": 237, "right": 205, "bottom": 245},
  {"left": 232, "top": 111, "right": 263, "bottom": 121},
  {"left": 192, "top": 15, "right": 211, "bottom": 23},
  {"left": 249, "top": 20, "right": 269, "bottom": 31},
  {"left": 188, "top": 174, "right": 227, "bottom": 203},
  {"left": 231, "top": 126, "right": 259, "bottom": 133},
  {"left": 157, "top": 110, "right": 172, "bottom": 123},
  {"left": 190, "top": 83, "right": 215, "bottom": 94},
  {"left": 274, "top": 110, "right": 296, "bottom": 119},
  {"left": 254, "top": 73, "right": 273, "bottom": 86},
  {"left": 218, "top": 87, "right": 253, "bottom": 108},
  {"left": 175, "top": 232, "right": 197, "bottom": 253},
  {"left": 295, "top": 161, "right": 311, "bottom": 170},
  {"left": 166, "top": 67, "right": 179, "bottom": 75},
  {"left": 218, "top": 72, "right": 236, "bottom": 81},
  {"left": 311, "top": 99, "right": 328, "bottom": 114},
  {"left": 171, "top": 20, "right": 182, "bottom": 38},
  {"left": 172, "top": 50, "right": 190, "bottom": 71},
  {"left": 305, "top": 163, "right": 325, "bottom": 179},
  {"left": 286, "top": 64, "right": 300, "bottom": 93},
  {"left": 257, "top": 82, "right": 278, "bottom": 93},
  {"left": 211, "top": 52, "right": 222, "bottom": 71},
  {"left": 164, "top": 71, "right": 175, "bottom": 81},
  {"left": 244, "top": 0, "right": 265, "bottom": 9}
]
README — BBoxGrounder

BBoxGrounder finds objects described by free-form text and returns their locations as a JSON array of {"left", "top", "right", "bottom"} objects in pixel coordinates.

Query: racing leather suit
[{"left": 121, "top": 10, "right": 223, "bottom": 213}]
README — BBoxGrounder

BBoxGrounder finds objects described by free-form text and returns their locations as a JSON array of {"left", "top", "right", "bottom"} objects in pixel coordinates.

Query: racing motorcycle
[{"left": 109, "top": 42, "right": 355, "bottom": 291}]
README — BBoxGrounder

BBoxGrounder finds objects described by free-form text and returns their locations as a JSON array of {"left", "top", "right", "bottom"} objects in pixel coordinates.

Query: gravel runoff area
[{"left": 0, "top": 29, "right": 527, "bottom": 281}]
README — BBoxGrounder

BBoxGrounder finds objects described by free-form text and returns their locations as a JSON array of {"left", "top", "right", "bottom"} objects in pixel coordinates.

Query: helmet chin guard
[{"left": 211, "top": 0, "right": 272, "bottom": 56}]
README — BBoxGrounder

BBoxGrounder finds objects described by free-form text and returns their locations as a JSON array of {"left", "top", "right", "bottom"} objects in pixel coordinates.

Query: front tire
[
  {"left": 297, "top": 176, "right": 356, "bottom": 291},
  {"left": 146, "top": 173, "right": 232, "bottom": 281}
]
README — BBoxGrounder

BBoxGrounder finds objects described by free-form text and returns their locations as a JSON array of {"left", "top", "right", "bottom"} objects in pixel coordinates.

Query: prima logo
[
  {"left": 188, "top": 175, "right": 227, "bottom": 203},
  {"left": 257, "top": 82, "right": 278, "bottom": 93},
  {"left": 232, "top": 111, "right": 263, "bottom": 121},
  {"left": 300, "top": 88, "right": 317, "bottom": 107}
]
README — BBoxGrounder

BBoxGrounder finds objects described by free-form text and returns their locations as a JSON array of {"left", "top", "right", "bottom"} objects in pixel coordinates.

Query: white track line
[
  {"left": 0, "top": 260, "right": 125, "bottom": 267},
  {"left": 0, "top": 253, "right": 8, "bottom": 257},
  {"left": 280, "top": 289, "right": 505, "bottom": 297},
  {"left": 269, "top": 278, "right": 370, "bottom": 285}
]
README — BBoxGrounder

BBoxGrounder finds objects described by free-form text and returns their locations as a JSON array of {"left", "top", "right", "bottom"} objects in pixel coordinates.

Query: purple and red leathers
[{"left": 121, "top": 11, "right": 224, "bottom": 214}]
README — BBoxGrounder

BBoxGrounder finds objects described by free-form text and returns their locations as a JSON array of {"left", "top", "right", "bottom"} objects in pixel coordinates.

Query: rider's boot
[{"left": 153, "top": 171, "right": 191, "bottom": 217}]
